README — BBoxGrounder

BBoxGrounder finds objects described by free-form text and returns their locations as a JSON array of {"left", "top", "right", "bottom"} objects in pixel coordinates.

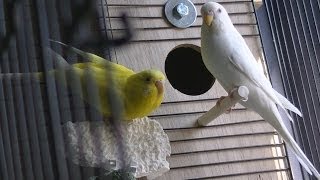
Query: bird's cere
[{"left": 155, "top": 80, "right": 164, "bottom": 95}]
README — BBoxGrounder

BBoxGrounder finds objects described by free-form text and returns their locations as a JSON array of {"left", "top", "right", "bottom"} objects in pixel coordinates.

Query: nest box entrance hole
[{"left": 165, "top": 44, "right": 215, "bottom": 96}]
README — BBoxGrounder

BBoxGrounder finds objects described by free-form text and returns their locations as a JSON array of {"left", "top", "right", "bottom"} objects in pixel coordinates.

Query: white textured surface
[{"left": 64, "top": 117, "right": 171, "bottom": 179}]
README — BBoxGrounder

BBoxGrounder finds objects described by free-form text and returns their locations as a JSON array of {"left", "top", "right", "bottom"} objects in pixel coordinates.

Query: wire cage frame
[{"left": 257, "top": 0, "right": 320, "bottom": 179}]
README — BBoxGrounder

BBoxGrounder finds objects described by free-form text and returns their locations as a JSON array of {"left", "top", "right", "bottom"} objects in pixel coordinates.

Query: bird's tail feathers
[
  {"left": 283, "top": 108, "right": 294, "bottom": 122},
  {"left": 49, "top": 39, "right": 107, "bottom": 65},
  {"left": 296, "top": 156, "right": 313, "bottom": 175},
  {"left": 274, "top": 90, "right": 302, "bottom": 117},
  {"left": 286, "top": 133, "right": 320, "bottom": 179},
  {"left": 274, "top": 112, "right": 320, "bottom": 179},
  {"left": 46, "top": 47, "right": 70, "bottom": 69}
]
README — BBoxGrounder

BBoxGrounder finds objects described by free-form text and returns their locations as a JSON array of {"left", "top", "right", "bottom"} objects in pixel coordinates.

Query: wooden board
[
  {"left": 158, "top": 159, "right": 288, "bottom": 179},
  {"left": 104, "top": 0, "right": 291, "bottom": 179},
  {"left": 105, "top": 2, "right": 253, "bottom": 18},
  {"left": 106, "top": 15, "right": 256, "bottom": 30}
]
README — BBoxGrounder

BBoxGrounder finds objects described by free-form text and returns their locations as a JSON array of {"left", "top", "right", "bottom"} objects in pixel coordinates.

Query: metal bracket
[{"left": 164, "top": 0, "right": 197, "bottom": 28}]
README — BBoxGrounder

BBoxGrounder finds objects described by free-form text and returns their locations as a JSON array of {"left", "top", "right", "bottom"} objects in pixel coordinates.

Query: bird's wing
[
  {"left": 228, "top": 54, "right": 294, "bottom": 122},
  {"left": 227, "top": 33, "right": 302, "bottom": 119},
  {"left": 227, "top": 34, "right": 287, "bottom": 111}
]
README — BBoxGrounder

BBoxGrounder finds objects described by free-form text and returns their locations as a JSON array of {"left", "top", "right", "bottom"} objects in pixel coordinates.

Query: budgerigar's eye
[
  {"left": 145, "top": 77, "right": 151, "bottom": 82},
  {"left": 217, "top": 8, "right": 221, "bottom": 13}
]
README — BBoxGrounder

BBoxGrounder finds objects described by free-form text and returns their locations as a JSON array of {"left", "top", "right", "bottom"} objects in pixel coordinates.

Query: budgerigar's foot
[
  {"left": 228, "top": 87, "right": 239, "bottom": 98},
  {"left": 226, "top": 107, "right": 232, "bottom": 114},
  {"left": 225, "top": 88, "right": 239, "bottom": 113},
  {"left": 216, "top": 96, "right": 227, "bottom": 106}
]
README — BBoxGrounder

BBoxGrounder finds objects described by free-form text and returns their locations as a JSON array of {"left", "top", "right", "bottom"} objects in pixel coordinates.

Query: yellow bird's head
[
  {"left": 124, "top": 69, "right": 165, "bottom": 120},
  {"left": 201, "top": 2, "right": 232, "bottom": 30}
]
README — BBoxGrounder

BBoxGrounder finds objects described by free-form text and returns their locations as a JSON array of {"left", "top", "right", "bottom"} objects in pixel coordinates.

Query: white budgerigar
[{"left": 200, "top": 2, "right": 320, "bottom": 179}]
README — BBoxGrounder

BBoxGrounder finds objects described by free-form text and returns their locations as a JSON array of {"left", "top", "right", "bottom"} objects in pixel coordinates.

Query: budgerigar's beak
[
  {"left": 155, "top": 80, "right": 164, "bottom": 95},
  {"left": 203, "top": 14, "right": 214, "bottom": 27}
]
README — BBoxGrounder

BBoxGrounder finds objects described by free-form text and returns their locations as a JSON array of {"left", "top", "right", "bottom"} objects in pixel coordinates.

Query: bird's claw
[
  {"left": 216, "top": 96, "right": 227, "bottom": 106},
  {"left": 225, "top": 107, "right": 232, "bottom": 114},
  {"left": 217, "top": 96, "right": 232, "bottom": 114}
]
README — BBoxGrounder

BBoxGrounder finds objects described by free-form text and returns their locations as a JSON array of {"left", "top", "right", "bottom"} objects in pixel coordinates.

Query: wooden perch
[{"left": 197, "top": 86, "right": 249, "bottom": 126}]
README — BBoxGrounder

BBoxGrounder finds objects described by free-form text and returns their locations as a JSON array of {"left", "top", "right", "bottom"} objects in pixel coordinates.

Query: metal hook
[{"left": 80, "top": 13, "right": 132, "bottom": 49}]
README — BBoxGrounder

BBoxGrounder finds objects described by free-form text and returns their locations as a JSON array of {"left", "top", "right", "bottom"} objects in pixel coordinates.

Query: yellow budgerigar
[
  {"left": 54, "top": 41, "right": 165, "bottom": 120},
  {"left": 16, "top": 41, "right": 165, "bottom": 121}
]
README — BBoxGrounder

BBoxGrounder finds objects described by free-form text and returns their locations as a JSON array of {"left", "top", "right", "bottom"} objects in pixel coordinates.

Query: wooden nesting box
[{"left": 104, "top": 0, "right": 291, "bottom": 179}]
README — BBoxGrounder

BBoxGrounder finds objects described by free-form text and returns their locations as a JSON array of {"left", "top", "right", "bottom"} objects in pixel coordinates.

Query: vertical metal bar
[
  {"left": 22, "top": 1, "right": 56, "bottom": 179},
  {"left": 263, "top": 0, "right": 320, "bottom": 178},
  {"left": 99, "top": 0, "right": 113, "bottom": 59},
  {"left": 267, "top": 2, "right": 308, "bottom": 160},
  {"left": 83, "top": 65, "right": 105, "bottom": 178},
  {"left": 0, "top": 0, "right": 16, "bottom": 179},
  {"left": 272, "top": 0, "right": 305, "bottom": 145},
  {"left": 44, "top": 0, "right": 83, "bottom": 178},
  {"left": 3, "top": 75, "right": 23, "bottom": 180},
  {"left": 57, "top": 68, "right": 83, "bottom": 180},
  {"left": 66, "top": 66, "right": 95, "bottom": 179},
  {"left": 34, "top": 0, "right": 69, "bottom": 178},
  {"left": 298, "top": 0, "right": 320, "bottom": 123},
  {"left": 254, "top": 4, "right": 299, "bottom": 177},
  {"left": 0, "top": 79, "right": 9, "bottom": 180},
  {"left": 15, "top": 1, "right": 44, "bottom": 179},
  {"left": 274, "top": 1, "right": 316, "bottom": 179},
  {"left": 308, "top": 0, "right": 320, "bottom": 68},
  {"left": 3, "top": 1, "right": 34, "bottom": 179},
  {"left": 262, "top": 0, "right": 308, "bottom": 179},
  {"left": 263, "top": 0, "right": 292, "bottom": 100},
  {"left": 271, "top": 0, "right": 309, "bottom": 156},
  {"left": 31, "top": 80, "right": 56, "bottom": 180},
  {"left": 277, "top": 0, "right": 320, "bottom": 175},
  {"left": 299, "top": 0, "right": 320, "bottom": 163},
  {"left": 268, "top": 0, "right": 296, "bottom": 109},
  {"left": 10, "top": 39, "right": 35, "bottom": 180},
  {"left": 275, "top": 1, "right": 315, "bottom": 179},
  {"left": 291, "top": 0, "right": 320, "bottom": 167},
  {"left": 57, "top": 0, "right": 72, "bottom": 30},
  {"left": 99, "top": 1, "right": 132, "bottom": 171}
]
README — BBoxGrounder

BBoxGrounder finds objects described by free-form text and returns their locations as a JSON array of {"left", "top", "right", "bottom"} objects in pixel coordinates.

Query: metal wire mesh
[{"left": 258, "top": 0, "right": 320, "bottom": 179}]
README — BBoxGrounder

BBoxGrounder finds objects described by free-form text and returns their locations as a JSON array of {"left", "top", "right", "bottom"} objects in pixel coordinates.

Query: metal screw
[{"left": 175, "top": 3, "right": 189, "bottom": 18}]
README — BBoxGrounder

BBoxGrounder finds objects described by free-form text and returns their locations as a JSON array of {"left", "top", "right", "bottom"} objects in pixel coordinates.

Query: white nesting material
[{"left": 64, "top": 117, "right": 171, "bottom": 179}]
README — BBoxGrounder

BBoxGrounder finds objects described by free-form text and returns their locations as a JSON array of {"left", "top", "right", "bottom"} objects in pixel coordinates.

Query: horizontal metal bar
[
  {"left": 103, "top": 1, "right": 253, "bottom": 7},
  {"left": 102, "top": 12, "right": 255, "bottom": 19},
  {"left": 171, "top": 156, "right": 287, "bottom": 170},
  {"left": 121, "top": 34, "right": 260, "bottom": 43},
  {"left": 190, "top": 168, "right": 290, "bottom": 180},
  {"left": 169, "top": 131, "right": 277, "bottom": 143},
  {"left": 171, "top": 143, "right": 285, "bottom": 156},
  {"left": 163, "top": 119, "right": 266, "bottom": 131},
  {"left": 162, "top": 98, "right": 218, "bottom": 105},
  {"left": 102, "top": 23, "right": 257, "bottom": 31},
  {"left": 151, "top": 108, "right": 248, "bottom": 119}
]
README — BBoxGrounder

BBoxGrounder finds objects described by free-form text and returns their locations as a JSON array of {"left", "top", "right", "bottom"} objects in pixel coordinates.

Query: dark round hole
[{"left": 165, "top": 44, "right": 215, "bottom": 96}]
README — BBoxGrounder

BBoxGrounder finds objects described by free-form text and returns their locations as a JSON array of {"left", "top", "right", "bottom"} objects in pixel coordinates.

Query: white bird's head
[{"left": 201, "top": 2, "right": 233, "bottom": 31}]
